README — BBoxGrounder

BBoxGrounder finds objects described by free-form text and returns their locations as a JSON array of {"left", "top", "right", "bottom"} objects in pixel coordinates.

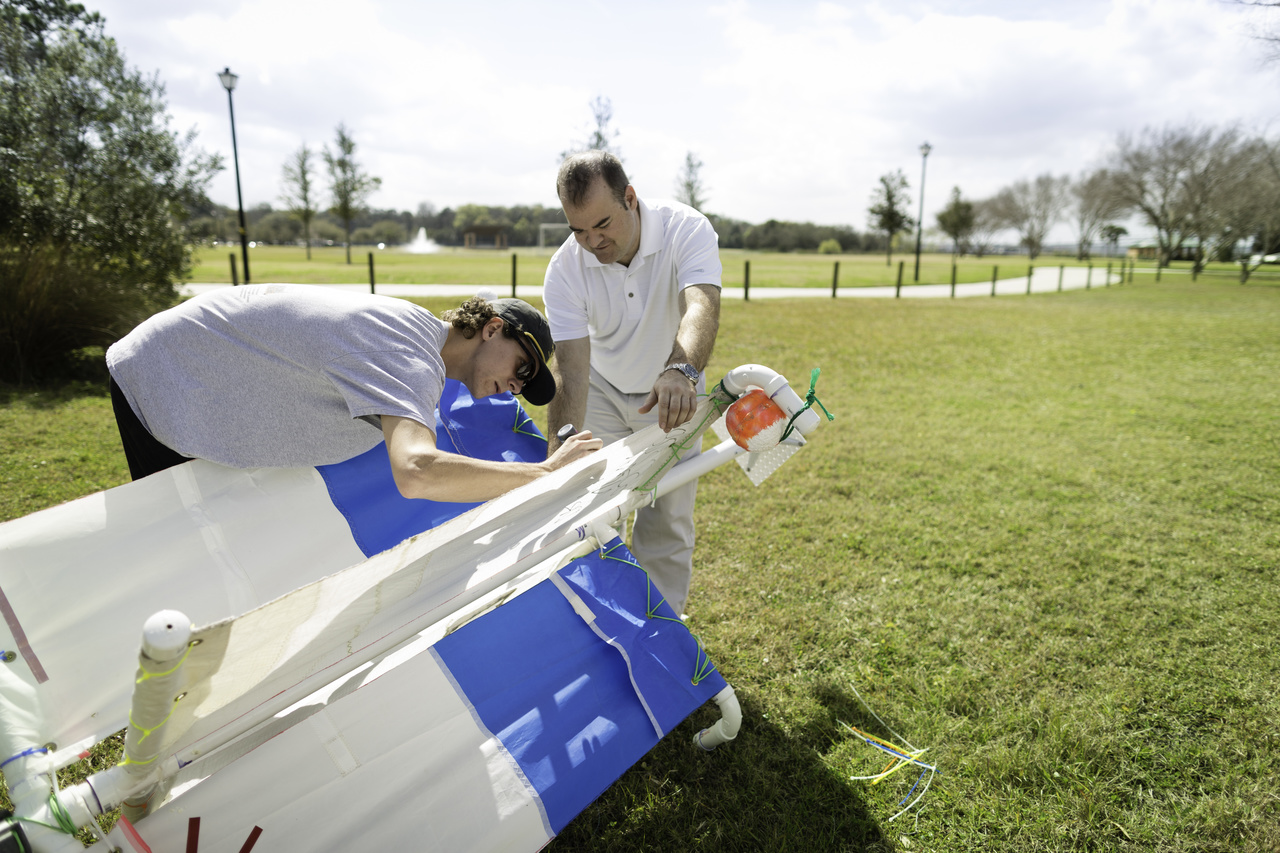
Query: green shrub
[
  {"left": 817, "top": 238, "right": 843, "bottom": 254},
  {"left": 0, "top": 6, "right": 219, "bottom": 383}
]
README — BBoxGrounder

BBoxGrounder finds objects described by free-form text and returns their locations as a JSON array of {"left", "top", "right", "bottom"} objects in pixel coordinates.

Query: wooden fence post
[
  {"left": 368, "top": 252, "right": 375, "bottom": 294},
  {"left": 511, "top": 253, "right": 518, "bottom": 298},
  {"left": 744, "top": 260, "right": 750, "bottom": 301},
  {"left": 831, "top": 261, "right": 839, "bottom": 298},
  {"left": 991, "top": 265, "right": 998, "bottom": 297},
  {"left": 229, "top": 253, "right": 238, "bottom": 287},
  {"left": 896, "top": 260, "right": 904, "bottom": 298}
]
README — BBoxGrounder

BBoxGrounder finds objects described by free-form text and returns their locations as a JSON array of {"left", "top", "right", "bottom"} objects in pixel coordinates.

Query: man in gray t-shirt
[{"left": 107, "top": 284, "right": 600, "bottom": 502}]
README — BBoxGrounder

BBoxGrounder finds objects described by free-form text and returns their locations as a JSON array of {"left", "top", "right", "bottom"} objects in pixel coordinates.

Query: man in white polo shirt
[{"left": 543, "top": 150, "right": 722, "bottom": 616}]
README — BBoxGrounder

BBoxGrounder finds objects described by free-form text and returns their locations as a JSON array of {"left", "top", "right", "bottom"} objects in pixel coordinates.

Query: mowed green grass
[
  {"left": 2, "top": 281, "right": 1277, "bottom": 851},
  {"left": 189, "top": 244, "right": 1226, "bottom": 291}
]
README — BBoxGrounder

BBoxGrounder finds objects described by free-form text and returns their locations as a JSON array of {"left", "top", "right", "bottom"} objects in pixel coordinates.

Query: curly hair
[
  {"left": 441, "top": 296, "right": 524, "bottom": 342},
  {"left": 440, "top": 296, "right": 497, "bottom": 339},
  {"left": 556, "top": 150, "right": 629, "bottom": 209}
]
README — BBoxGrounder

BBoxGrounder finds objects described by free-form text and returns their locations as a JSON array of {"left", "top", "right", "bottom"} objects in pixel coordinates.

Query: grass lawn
[
  {"left": 188, "top": 244, "right": 1275, "bottom": 292},
  {"left": 2, "top": 280, "right": 1277, "bottom": 851}
]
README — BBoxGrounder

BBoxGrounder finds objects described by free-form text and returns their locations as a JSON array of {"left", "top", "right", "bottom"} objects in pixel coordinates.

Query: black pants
[{"left": 109, "top": 377, "right": 192, "bottom": 480}]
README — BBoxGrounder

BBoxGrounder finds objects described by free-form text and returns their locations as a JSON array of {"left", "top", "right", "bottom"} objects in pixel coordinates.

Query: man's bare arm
[
  {"left": 382, "top": 414, "right": 601, "bottom": 501},
  {"left": 639, "top": 284, "right": 721, "bottom": 431},
  {"left": 546, "top": 336, "right": 591, "bottom": 455}
]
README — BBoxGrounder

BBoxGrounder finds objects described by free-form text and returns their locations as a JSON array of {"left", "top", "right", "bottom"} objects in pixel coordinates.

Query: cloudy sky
[{"left": 89, "top": 0, "right": 1280, "bottom": 237}]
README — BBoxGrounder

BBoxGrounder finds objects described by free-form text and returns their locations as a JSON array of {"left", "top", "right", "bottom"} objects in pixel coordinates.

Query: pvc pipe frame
[
  {"left": 653, "top": 363, "right": 823, "bottom": 501},
  {"left": 694, "top": 686, "right": 742, "bottom": 751},
  {"left": 5, "top": 364, "right": 822, "bottom": 840}
]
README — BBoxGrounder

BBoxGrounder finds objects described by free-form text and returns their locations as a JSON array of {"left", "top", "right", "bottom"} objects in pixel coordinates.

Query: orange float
[{"left": 725, "top": 388, "right": 787, "bottom": 452}]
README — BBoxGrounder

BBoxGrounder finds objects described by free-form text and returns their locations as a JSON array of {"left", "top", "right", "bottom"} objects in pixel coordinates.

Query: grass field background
[
  {"left": 190, "top": 244, "right": 1279, "bottom": 291},
  {"left": 1, "top": 279, "right": 1277, "bottom": 851}
]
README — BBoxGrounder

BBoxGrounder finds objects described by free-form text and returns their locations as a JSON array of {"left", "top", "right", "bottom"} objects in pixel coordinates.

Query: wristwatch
[{"left": 665, "top": 362, "right": 700, "bottom": 384}]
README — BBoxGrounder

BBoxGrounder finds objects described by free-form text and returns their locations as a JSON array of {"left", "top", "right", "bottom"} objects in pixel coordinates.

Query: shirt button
[{"left": 628, "top": 292, "right": 634, "bottom": 297}]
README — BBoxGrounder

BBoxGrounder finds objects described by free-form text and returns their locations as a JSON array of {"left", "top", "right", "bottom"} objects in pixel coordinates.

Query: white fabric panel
[
  {"left": 0, "top": 460, "right": 364, "bottom": 750},
  {"left": 117, "top": 648, "right": 550, "bottom": 853},
  {"left": 153, "top": 398, "right": 731, "bottom": 765}
]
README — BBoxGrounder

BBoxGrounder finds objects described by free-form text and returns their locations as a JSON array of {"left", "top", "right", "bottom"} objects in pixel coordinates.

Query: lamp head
[
  {"left": 920, "top": 141, "right": 932, "bottom": 158},
  {"left": 218, "top": 67, "right": 238, "bottom": 92}
]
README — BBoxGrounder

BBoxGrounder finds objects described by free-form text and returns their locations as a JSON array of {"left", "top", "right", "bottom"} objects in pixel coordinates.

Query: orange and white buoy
[{"left": 725, "top": 388, "right": 788, "bottom": 452}]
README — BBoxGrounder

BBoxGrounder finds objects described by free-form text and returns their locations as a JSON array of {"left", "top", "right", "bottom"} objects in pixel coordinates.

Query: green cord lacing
[
  {"left": 596, "top": 542, "right": 719, "bottom": 685},
  {"left": 511, "top": 401, "right": 546, "bottom": 441},
  {"left": 779, "top": 368, "right": 835, "bottom": 441}
]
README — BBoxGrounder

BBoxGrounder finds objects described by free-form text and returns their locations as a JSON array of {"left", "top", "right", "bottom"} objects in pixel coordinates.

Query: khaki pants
[{"left": 585, "top": 365, "right": 700, "bottom": 615}]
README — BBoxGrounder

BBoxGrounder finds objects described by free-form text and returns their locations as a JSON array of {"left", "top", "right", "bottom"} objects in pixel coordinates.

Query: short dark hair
[{"left": 557, "top": 150, "right": 629, "bottom": 209}]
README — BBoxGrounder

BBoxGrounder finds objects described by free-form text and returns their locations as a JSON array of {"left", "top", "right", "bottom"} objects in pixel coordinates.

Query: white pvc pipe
[
  {"left": 693, "top": 685, "right": 742, "bottom": 751},
  {"left": 120, "top": 610, "right": 192, "bottom": 823},
  {"left": 722, "top": 364, "right": 822, "bottom": 436},
  {"left": 652, "top": 438, "right": 745, "bottom": 500}
]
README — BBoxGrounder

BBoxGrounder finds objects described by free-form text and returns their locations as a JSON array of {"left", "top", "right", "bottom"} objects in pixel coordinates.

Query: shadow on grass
[{"left": 547, "top": 692, "right": 896, "bottom": 853}]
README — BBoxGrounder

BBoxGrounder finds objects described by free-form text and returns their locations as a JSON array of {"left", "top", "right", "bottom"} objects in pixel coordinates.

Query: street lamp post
[
  {"left": 913, "top": 141, "right": 932, "bottom": 282},
  {"left": 218, "top": 67, "right": 250, "bottom": 285}
]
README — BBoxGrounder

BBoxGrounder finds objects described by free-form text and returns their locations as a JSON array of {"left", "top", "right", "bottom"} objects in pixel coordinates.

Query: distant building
[
  {"left": 463, "top": 224, "right": 508, "bottom": 250},
  {"left": 1127, "top": 243, "right": 1197, "bottom": 261}
]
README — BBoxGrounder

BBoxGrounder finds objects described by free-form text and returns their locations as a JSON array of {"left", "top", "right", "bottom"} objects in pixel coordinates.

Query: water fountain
[{"left": 404, "top": 227, "right": 441, "bottom": 254}]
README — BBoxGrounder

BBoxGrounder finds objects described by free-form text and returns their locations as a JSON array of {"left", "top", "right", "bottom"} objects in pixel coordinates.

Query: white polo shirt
[{"left": 543, "top": 196, "right": 722, "bottom": 394}]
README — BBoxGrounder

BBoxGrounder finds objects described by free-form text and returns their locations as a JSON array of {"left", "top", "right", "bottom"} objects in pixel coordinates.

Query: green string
[
  {"left": 595, "top": 542, "right": 719, "bottom": 685},
  {"left": 13, "top": 789, "right": 78, "bottom": 837},
  {"left": 635, "top": 385, "right": 734, "bottom": 495},
  {"left": 511, "top": 401, "right": 546, "bottom": 441},
  {"left": 780, "top": 367, "right": 835, "bottom": 441}
]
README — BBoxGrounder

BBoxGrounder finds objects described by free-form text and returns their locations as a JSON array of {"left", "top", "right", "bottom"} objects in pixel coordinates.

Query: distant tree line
[
  {"left": 189, "top": 199, "right": 884, "bottom": 254},
  {"left": 869, "top": 123, "right": 1280, "bottom": 281}
]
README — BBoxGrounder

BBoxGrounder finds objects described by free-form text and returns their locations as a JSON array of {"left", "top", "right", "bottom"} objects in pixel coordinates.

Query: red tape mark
[
  {"left": 187, "top": 816, "right": 200, "bottom": 853},
  {"left": 238, "top": 826, "right": 264, "bottom": 853},
  {"left": 118, "top": 817, "right": 154, "bottom": 853},
  {"left": 0, "top": 583, "right": 47, "bottom": 683}
]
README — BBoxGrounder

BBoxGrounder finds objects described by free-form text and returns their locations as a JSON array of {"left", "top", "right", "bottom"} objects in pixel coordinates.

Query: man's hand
[
  {"left": 546, "top": 429, "right": 603, "bottom": 468},
  {"left": 639, "top": 368, "right": 698, "bottom": 432}
]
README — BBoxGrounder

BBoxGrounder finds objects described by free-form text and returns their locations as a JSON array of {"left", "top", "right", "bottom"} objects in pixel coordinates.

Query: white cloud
[{"left": 86, "top": 0, "right": 1280, "bottom": 235}]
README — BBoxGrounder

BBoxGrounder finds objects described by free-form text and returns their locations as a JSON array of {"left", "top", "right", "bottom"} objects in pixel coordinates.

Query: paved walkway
[{"left": 181, "top": 265, "right": 1122, "bottom": 300}]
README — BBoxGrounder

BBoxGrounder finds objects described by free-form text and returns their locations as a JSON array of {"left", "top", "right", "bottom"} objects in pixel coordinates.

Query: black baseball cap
[{"left": 493, "top": 298, "right": 557, "bottom": 406}]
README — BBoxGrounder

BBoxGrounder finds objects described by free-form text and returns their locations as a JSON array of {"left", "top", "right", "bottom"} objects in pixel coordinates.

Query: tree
[
  {"left": 674, "top": 151, "right": 708, "bottom": 212},
  {"left": 1106, "top": 124, "right": 1241, "bottom": 269},
  {"left": 0, "top": 1, "right": 220, "bottom": 382},
  {"left": 561, "top": 95, "right": 621, "bottom": 160},
  {"left": 280, "top": 143, "right": 317, "bottom": 259},
  {"left": 1232, "top": 0, "right": 1280, "bottom": 60},
  {"left": 967, "top": 198, "right": 1004, "bottom": 257},
  {"left": 1100, "top": 224, "right": 1129, "bottom": 257},
  {"left": 1070, "top": 169, "right": 1126, "bottom": 260},
  {"left": 867, "top": 171, "right": 914, "bottom": 266},
  {"left": 935, "top": 187, "right": 975, "bottom": 259},
  {"left": 323, "top": 123, "right": 381, "bottom": 264},
  {"left": 990, "top": 174, "right": 1070, "bottom": 260}
]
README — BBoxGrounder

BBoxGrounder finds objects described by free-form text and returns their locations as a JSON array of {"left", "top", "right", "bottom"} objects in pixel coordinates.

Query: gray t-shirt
[{"left": 107, "top": 284, "right": 448, "bottom": 468}]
